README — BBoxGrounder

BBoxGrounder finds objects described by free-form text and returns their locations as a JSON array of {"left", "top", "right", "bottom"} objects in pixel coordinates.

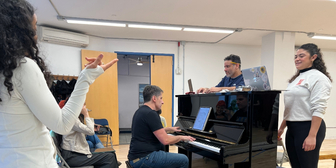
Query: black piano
[{"left": 170, "top": 91, "right": 280, "bottom": 168}]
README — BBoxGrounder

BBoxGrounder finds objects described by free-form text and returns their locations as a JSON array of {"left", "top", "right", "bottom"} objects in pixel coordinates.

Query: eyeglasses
[{"left": 225, "top": 62, "right": 239, "bottom": 68}]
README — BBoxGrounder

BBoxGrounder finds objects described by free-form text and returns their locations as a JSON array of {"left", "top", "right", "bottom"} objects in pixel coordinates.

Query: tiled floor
[{"left": 117, "top": 133, "right": 336, "bottom": 168}]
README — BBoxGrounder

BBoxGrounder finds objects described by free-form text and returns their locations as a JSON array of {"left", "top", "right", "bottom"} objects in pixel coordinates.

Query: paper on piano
[{"left": 219, "top": 89, "right": 229, "bottom": 93}]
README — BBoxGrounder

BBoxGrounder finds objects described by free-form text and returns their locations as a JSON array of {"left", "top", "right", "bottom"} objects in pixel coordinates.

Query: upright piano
[{"left": 171, "top": 91, "right": 280, "bottom": 168}]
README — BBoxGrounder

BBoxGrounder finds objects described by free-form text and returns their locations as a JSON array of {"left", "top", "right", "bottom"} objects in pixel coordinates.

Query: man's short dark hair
[
  {"left": 224, "top": 54, "right": 241, "bottom": 69},
  {"left": 143, "top": 85, "right": 163, "bottom": 103}
]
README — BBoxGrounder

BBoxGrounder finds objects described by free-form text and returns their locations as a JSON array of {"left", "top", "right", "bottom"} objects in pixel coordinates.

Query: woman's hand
[
  {"left": 278, "top": 128, "right": 284, "bottom": 140},
  {"left": 303, "top": 135, "right": 316, "bottom": 151},
  {"left": 94, "top": 124, "right": 101, "bottom": 132},
  {"left": 84, "top": 54, "right": 119, "bottom": 71}
]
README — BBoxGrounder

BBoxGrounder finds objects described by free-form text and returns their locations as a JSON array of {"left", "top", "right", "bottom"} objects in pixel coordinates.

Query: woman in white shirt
[
  {"left": 278, "top": 43, "right": 332, "bottom": 168},
  {"left": 0, "top": 0, "right": 118, "bottom": 167},
  {"left": 61, "top": 104, "right": 119, "bottom": 168}
]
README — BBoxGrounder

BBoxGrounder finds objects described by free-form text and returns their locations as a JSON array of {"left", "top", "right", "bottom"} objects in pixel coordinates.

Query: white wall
[
  {"left": 322, "top": 49, "right": 336, "bottom": 139},
  {"left": 182, "top": 43, "right": 261, "bottom": 92},
  {"left": 39, "top": 36, "right": 336, "bottom": 139}
]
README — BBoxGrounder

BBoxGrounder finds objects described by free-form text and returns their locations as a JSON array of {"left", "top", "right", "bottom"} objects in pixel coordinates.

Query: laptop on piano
[
  {"left": 185, "top": 79, "right": 195, "bottom": 95},
  {"left": 241, "top": 65, "right": 271, "bottom": 91}
]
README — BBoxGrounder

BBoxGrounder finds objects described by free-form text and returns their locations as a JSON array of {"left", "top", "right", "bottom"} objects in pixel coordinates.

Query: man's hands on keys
[
  {"left": 197, "top": 87, "right": 210, "bottom": 94},
  {"left": 181, "top": 136, "right": 196, "bottom": 142},
  {"left": 197, "top": 87, "right": 222, "bottom": 94},
  {"left": 170, "top": 126, "right": 182, "bottom": 132}
]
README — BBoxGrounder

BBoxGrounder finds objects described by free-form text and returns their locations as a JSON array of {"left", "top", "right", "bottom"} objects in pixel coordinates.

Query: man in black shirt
[{"left": 128, "top": 85, "right": 195, "bottom": 168}]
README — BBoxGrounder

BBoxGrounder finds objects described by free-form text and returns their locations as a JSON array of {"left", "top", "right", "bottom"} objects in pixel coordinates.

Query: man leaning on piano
[
  {"left": 197, "top": 54, "right": 245, "bottom": 93},
  {"left": 127, "top": 85, "right": 195, "bottom": 168}
]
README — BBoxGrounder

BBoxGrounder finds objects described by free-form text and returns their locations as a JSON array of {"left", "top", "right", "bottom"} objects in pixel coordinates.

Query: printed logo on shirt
[{"left": 296, "top": 79, "right": 304, "bottom": 85}]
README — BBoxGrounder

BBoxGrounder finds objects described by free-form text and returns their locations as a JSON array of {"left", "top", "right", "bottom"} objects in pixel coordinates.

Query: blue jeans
[
  {"left": 129, "top": 150, "right": 188, "bottom": 168},
  {"left": 86, "top": 134, "right": 105, "bottom": 152}
]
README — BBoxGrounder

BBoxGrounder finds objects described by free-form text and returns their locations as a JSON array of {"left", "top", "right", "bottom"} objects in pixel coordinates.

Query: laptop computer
[
  {"left": 188, "top": 79, "right": 193, "bottom": 92},
  {"left": 241, "top": 66, "right": 271, "bottom": 91}
]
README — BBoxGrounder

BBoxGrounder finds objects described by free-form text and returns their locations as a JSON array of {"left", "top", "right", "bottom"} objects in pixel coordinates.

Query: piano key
[
  {"left": 168, "top": 133, "right": 220, "bottom": 153},
  {"left": 188, "top": 140, "right": 220, "bottom": 153}
]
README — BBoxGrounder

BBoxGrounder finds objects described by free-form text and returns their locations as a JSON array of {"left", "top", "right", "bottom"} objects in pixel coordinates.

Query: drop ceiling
[{"left": 28, "top": 0, "right": 336, "bottom": 49}]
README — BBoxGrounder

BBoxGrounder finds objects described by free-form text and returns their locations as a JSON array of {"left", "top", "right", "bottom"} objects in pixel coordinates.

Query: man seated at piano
[
  {"left": 197, "top": 54, "right": 245, "bottom": 93},
  {"left": 230, "top": 94, "right": 249, "bottom": 143},
  {"left": 128, "top": 85, "right": 196, "bottom": 168}
]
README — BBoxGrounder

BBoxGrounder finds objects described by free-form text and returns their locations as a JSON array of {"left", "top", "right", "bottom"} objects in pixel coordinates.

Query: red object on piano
[{"left": 185, "top": 92, "right": 195, "bottom": 95}]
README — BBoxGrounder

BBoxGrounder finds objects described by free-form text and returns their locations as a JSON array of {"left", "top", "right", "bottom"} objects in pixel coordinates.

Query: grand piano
[{"left": 169, "top": 91, "right": 280, "bottom": 168}]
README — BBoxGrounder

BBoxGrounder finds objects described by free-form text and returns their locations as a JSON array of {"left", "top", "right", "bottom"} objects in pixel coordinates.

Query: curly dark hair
[
  {"left": 289, "top": 43, "right": 332, "bottom": 83},
  {"left": 0, "top": 0, "right": 51, "bottom": 101}
]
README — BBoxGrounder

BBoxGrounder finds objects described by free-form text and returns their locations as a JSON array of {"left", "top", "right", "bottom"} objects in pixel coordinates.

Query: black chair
[
  {"left": 94, "top": 119, "right": 113, "bottom": 147},
  {"left": 125, "top": 161, "right": 133, "bottom": 168}
]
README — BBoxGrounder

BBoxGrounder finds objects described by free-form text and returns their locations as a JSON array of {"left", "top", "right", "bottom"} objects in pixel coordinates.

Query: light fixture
[
  {"left": 307, "top": 33, "right": 336, "bottom": 41},
  {"left": 66, "top": 19, "right": 126, "bottom": 27},
  {"left": 128, "top": 24, "right": 182, "bottom": 31},
  {"left": 183, "top": 28, "right": 235, "bottom": 34},
  {"left": 136, "top": 57, "right": 143, "bottom": 66},
  {"left": 59, "top": 16, "right": 238, "bottom": 34}
]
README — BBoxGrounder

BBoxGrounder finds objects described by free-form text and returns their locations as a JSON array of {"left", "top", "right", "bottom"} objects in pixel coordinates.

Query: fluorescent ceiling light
[
  {"left": 128, "top": 24, "right": 182, "bottom": 31},
  {"left": 311, "top": 35, "right": 336, "bottom": 41},
  {"left": 66, "top": 19, "right": 126, "bottom": 27},
  {"left": 183, "top": 28, "right": 234, "bottom": 34}
]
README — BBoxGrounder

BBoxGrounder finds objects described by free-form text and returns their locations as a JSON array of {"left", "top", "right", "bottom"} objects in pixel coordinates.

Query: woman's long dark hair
[
  {"left": 0, "top": 0, "right": 51, "bottom": 101},
  {"left": 289, "top": 43, "right": 332, "bottom": 83}
]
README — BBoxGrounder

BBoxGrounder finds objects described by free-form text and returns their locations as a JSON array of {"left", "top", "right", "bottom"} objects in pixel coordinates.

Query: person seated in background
[
  {"left": 60, "top": 97, "right": 106, "bottom": 152},
  {"left": 86, "top": 124, "right": 105, "bottom": 152},
  {"left": 215, "top": 100, "right": 234, "bottom": 121},
  {"left": 60, "top": 103, "right": 120, "bottom": 168},
  {"left": 230, "top": 94, "right": 249, "bottom": 144},
  {"left": 197, "top": 54, "right": 245, "bottom": 93},
  {"left": 157, "top": 109, "right": 167, "bottom": 127}
]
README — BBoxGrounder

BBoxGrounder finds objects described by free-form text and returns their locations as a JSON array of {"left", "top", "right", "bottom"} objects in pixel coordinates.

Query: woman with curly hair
[
  {"left": 278, "top": 43, "right": 332, "bottom": 168},
  {"left": 0, "top": 0, "right": 118, "bottom": 167}
]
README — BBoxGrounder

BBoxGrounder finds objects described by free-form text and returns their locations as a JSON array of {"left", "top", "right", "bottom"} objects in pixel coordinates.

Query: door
[
  {"left": 81, "top": 49, "right": 119, "bottom": 145},
  {"left": 150, "top": 55, "right": 173, "bottom": 127}
]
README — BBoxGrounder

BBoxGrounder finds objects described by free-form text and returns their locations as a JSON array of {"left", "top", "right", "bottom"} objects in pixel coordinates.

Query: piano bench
[
  {"left": 319, "top": 152, "right": 336, "bottom": 168},
  {"left": 125, "top": 160, "right": 133, "bottom": 168}
]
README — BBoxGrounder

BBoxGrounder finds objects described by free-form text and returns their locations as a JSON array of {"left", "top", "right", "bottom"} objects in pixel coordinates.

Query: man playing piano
[
  {"left": 197, "top": 54, "right": 245, "bottom": 93},
  {"left": 128, "top": 85, "right": 195, "bottom": 168}
]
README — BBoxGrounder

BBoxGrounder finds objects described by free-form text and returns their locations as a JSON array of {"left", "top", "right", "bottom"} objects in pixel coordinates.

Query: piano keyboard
[
  {"left": 168, "top": 134, "right": 221, "bottom": 153},
  {"left": 189, "top": 140, "right": 220, "bottom": 153},
  {"left": 180, "top": 130, "right": 235, "bottom": 145}
]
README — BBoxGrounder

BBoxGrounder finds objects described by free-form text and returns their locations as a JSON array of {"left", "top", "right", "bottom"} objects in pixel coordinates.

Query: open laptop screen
[
  {"left": 188, "top": 79, "right": 193, "bottom": 92},
  {"left": 241, "top": 66, "right": 271, "bottom": 91},
  {"left": 192, "top": 107, "right": 212, "bottom": 131}
]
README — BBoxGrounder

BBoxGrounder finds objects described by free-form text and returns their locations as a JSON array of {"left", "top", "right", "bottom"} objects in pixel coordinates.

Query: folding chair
[
  {"left": 50, "top": 131, "right": 93, "bottom": 168},
  {"left": 94, "top": 119, "right": 113, "bottom": 148}
]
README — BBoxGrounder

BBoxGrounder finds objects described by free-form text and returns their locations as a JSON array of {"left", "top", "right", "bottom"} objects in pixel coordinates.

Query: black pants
[
  {"left": 61, "top": 149, "right": 118, "bottom": 168},
  {"left": 286, "top": 120, "right": 326, "bottom": 168}
]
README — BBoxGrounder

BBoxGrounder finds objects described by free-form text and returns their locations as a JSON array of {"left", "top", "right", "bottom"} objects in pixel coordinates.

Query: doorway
[{"left": 116, "top": 52, "right": 174, "bottom": 145}]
